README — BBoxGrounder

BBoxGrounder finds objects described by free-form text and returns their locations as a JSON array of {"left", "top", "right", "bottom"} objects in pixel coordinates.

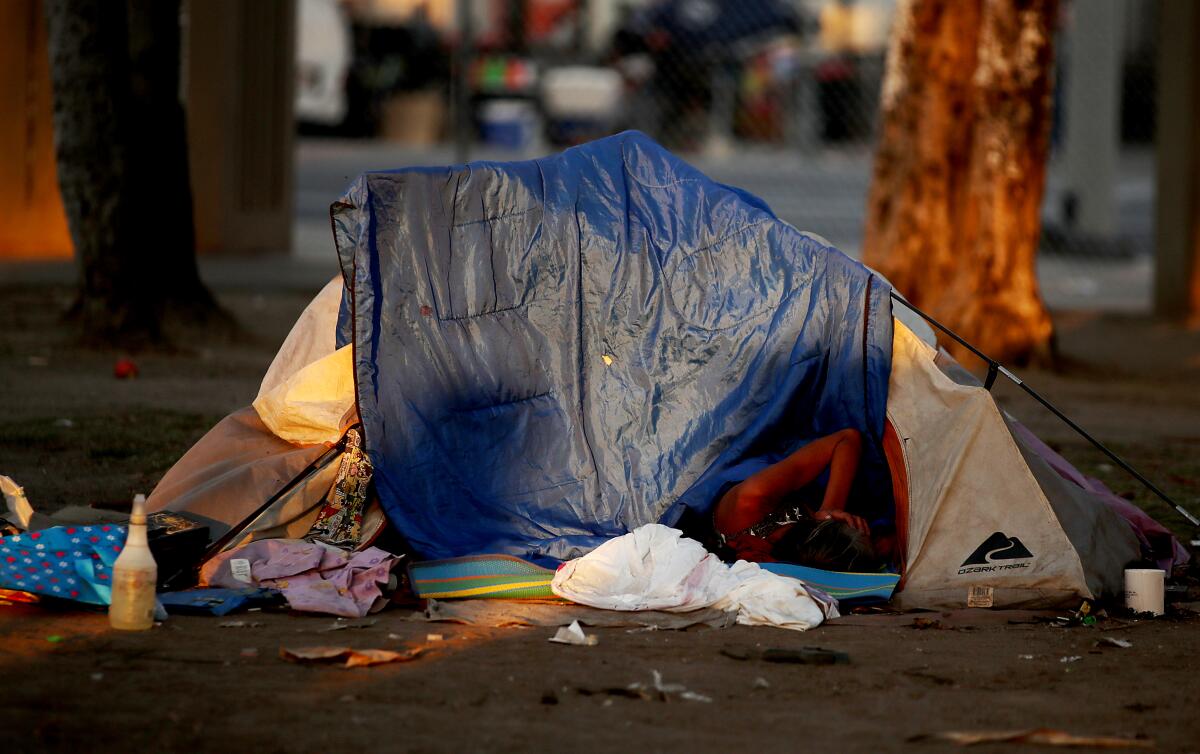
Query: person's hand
[{"left": 814, "top": 508, "right": 870, "bottom": 536}]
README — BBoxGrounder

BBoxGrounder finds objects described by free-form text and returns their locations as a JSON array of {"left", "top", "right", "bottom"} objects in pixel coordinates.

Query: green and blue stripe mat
[
  {"left": 409, "top": 554, "right": 899, "bottom": 604},
  {"left": 408, "top": 555, "right": 557, "bottom": 599},
  {"left": 760, "top": 562, "right": 899, "bottom": 604}
]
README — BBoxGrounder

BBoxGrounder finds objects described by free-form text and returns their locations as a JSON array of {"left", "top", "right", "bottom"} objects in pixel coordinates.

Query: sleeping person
[{"left": 708, "top": 428, "right": 896, "bottom": 571}]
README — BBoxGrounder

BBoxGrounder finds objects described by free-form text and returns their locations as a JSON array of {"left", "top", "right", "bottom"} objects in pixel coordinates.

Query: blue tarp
[{"left": 332, "top": 132, "right": 892, "bottom": 563}]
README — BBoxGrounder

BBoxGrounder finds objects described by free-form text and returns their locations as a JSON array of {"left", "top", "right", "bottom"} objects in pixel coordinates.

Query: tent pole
[{"left": 890, "top": 291, "right": 1200, "bottom": 527}]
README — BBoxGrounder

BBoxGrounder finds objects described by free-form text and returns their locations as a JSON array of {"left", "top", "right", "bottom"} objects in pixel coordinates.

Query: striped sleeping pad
[
  {"left": 760, "top": 562, "right": 900, "bottom": 604},
  {"left": 409, "top": 554, "right": 898, "bottom": 605},
  {"left": 408, "top": 555, "right": 557, "bottom": 599}
]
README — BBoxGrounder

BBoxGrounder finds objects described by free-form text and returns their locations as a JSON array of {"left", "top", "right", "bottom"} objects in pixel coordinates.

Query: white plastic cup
[{"left": 1124, "top": 568, "right": 1165, "bottom": 616}]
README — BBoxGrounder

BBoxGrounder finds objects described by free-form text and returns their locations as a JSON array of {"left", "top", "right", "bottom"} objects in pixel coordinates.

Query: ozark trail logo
[{"left": 958, "top": 532, "right": 1033, "bottom": 575}]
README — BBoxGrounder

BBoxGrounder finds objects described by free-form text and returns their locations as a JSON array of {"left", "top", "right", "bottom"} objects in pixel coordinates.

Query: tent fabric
[
  {"left": 145, "top": 407, "right": 387, "bottom": 554},
  {"left": 331, "top": 131, "right": 894, "bottom": 563},
  {"left": 254, "top": 276, "right": 357, "bottom": 446},
  {"left": 927, "top": 342, "right": 1186, "bottom": 573},
  {"left": 1008, "top": 421, "right": 1190, "bottom": 572},
  {"left": 146, "top": 408, "right": 331, "bottom": 540},
  {"left": 887, "top": 322, "right": 1140, "bottom": 609}
]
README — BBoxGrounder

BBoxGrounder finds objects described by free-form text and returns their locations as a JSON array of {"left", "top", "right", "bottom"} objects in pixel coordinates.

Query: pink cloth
[
  {"left": 201, "top": 539, "right": 399, "bottom": 617},
  {"left": 1010, "top": 422, "right": 1189, "bottom": 571}
]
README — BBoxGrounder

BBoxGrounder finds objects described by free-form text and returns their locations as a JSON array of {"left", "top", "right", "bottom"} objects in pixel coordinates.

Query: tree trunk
[
  {"left": 44, "top": 0, "right": 230, "bottom": 347},
  {"left": 863, "top": 0, "right": 1058, "bottom": 365}
]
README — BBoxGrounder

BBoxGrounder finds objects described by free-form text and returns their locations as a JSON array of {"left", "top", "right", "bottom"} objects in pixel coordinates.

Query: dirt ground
[{"left": 1, "top": 279, "right": 1198, "bottom": 753}]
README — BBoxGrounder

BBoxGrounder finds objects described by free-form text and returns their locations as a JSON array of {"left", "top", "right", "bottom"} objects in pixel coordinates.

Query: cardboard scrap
[
  {"left": 280, "top": 645, "right": 424, "bottom": 668},
  {"left": 911, "top": 728, "right": 1153, "bottom": 748}
]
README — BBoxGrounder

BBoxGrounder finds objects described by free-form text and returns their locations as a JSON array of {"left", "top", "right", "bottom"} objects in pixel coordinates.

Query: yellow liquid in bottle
[
  {"left": 108, "top": 495, "right": 158, "bottom": 631},
  {"left": 108, "top": 566, "right": 157, "bottom": 630}
]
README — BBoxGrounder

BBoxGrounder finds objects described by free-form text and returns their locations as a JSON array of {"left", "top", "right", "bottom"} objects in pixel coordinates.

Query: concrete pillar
[
  {"left": 184, "top": 0, "right": 296, "bottom": 255},
  {"left": 0, "top": 0, "right": 72, "bottom": 259},
  {"left": 1154, "top": 0, "right": 1200, "bottom": 322},
  {"left": 1061, "top": 0, "right": 1122, "bottom": 236}
]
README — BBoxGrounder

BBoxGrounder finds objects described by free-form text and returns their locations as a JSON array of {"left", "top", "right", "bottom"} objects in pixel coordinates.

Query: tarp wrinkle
[{"left": 334, "top": 131, "right": 893, "bottom": 562}]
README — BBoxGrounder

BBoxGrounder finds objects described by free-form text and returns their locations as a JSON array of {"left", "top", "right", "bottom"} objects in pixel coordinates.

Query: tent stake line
[{"left": 890, "top": 292, "right": 1200, "bottom": 528}]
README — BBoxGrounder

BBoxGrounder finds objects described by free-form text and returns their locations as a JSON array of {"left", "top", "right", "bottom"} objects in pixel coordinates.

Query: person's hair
[{"left": 770, "top": 518, "right": 877, "bottom": 571}]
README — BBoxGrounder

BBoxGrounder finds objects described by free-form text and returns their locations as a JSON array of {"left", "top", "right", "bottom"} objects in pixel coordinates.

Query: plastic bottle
[{"left": 108, "top": 494, "right": 158, "bottom": 630}]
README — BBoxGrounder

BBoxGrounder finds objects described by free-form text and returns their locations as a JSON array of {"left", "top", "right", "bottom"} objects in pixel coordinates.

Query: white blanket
[{"left": 550, "top": 524, "right": 837, "bottom": 631}]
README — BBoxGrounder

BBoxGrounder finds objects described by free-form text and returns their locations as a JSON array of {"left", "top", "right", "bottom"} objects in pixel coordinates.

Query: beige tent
[
  {"left": 887, "top": 321, "right": 1139, "bottom": 609},
  {"left": 147, "top": 279, "right": 383, "bottom": 558},
  {"left": 149, "top": 284, "right": 1141, "bottom": 608}
]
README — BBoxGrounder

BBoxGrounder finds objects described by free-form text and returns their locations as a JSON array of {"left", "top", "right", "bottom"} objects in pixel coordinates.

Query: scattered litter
[
  {"left": 909, "top": 728, "right": 1152, "bottom": 748},
  {"left": 1171, "top": 602, "right": 1200, "bottom": 617},
  {"left": 626, "top": 670, "right": 712, "bottom": 703},
  {"left": 240, "top": 647, "right": 259, "bottom": 658},
  {"left": 158, "top": 587, "right": 283, "bottom": 617},
  {"left": 45, "top": 635, "right": 63, "bottom": 643},
  {"left": 90, "top": 673, "right": 103, "bottom": 681},
  {"left": 910, "top": 617, "right": 945, "bottom": 630},
  {"left": 280, "top": 645, "right": 424, "bottom": 668},
  {"left": 387, "top": 633, "right": 403, "bottom": 640},
  {"left": 625, "top": 625, "right": 660, "bottom": 633},
  {"left": 425, "top": 633, "right": 444, "bottom": 642},
  {"left": 1060, "top": 656, "right": 1082, "bottom": 664},
  {"left": 1096, "top": 637, "right": 1132, "bottom": 649},
  {"left": 719, "top": 645, "right": 849, "bottom": 665},
  {"left": 903, "top": 669, "right": 956, "bottom": 686},
  {"left": 753, "top": 677, "right": 770, "bottom": 689},
  {"left": 219, "top": 621, "right": 264, "bottom": 628},
  {"left": 320, "top": 618, "right": 378, "bottom": 632},
  {"left": 762, "top": 647, "right": 850, "bottom": 665},
  {"left": 54, "top": 418, "right": 75, "bottom": 428},
  {"left": 549, "top": 620, "right": 598, "bottom": 646},
  {"left": 113, "top": 358, "right": 138, "bottom": 379},
  {"left": 1049, "top": 601, "right": 1106, "bottom": 628},
  {"left": 1018, "top": 654, "right": 1035, "bottom": 660}
]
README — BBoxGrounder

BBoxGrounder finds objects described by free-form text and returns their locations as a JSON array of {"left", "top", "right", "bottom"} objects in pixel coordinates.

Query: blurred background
[{"left": 0, "top": 0, "right": 1180, "bottom": 314}]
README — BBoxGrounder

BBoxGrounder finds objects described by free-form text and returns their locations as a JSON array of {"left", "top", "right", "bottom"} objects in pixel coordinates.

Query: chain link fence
[{"left": 307, "top": 0, "right": 1161, "bottom": 311}]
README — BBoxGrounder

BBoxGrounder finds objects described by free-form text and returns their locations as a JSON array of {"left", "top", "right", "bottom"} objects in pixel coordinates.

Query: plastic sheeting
[{"left": 332, "top": 131, "right": 892, "bottom": 562}]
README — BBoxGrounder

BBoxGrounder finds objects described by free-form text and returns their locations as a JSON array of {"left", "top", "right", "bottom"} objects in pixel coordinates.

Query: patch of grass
[{"left": 0, "top": 410, "right": 223, "bottom": 512}]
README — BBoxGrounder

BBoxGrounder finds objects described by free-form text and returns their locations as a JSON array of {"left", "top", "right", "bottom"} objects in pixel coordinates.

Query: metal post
[{"left": 453, "top": 0, "right": 474, "bottom": 164}]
